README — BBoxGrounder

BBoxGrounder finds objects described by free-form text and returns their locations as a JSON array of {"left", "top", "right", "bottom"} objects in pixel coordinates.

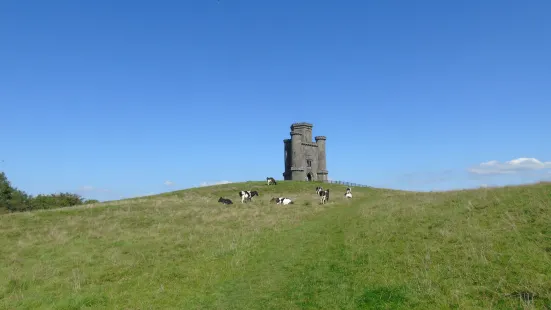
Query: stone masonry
[{"left": 282, "top": 122, "right": 328, "bottom": 181}]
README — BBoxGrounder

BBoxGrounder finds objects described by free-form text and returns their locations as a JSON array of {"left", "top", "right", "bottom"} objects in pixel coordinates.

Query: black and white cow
[
  {"left": 318, "top": 188, "right": 330, "bottom": 204},
  {"left": 315, "top": 186, "right": 324, "bottom": 194},
  {"left": 270, "top": 197, "right": 294, "bottom": 205},
  {"left": 238, "top": 190, "right": 259, "bottom": 203},
  {"left": 344, "top": 187, "right": 352, "bottom": 198},
  {"left": 266, "top": 177, "right": 277, "bottom": 185},
  {"left": 218, "top": 197, "right": 233, "bottom": 205}
]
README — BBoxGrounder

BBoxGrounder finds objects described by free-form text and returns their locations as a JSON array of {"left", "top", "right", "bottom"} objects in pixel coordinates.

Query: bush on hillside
[
  {"left": 0, "top": 171, "right": 97, "bottom": 213},
  {"left": 0, "top": 172, "right": 31, "bottom": 212},
  {"left": 29, "top": 192, "right": 85, "bottom": 210}
]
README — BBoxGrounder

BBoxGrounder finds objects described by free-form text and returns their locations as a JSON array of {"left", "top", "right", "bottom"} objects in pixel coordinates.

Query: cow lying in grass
[
  {"left": 270, "top": 197, "right": 294, "bottom": 205},
  {"left": 238, "top": 190, "right": 259, "bottom": 203},
  {"left": 344, "top": 187, "right": 352, "bottom": 198},
  {"left": 266, "top": 177, "right": 277, "bottom": 185},
  {"left": 218, "top": 197, "right": 233, "bottom": 205}
]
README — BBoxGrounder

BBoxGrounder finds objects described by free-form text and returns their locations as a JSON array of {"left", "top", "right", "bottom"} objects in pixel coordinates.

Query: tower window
[{"left": 307, "top": 159, "right": 312, "bottom": 167}]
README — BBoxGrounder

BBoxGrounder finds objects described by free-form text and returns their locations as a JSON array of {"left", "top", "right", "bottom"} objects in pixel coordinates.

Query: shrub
[
  {"left": 1, "top": 171, "right": 96, "bottom": 213},
  {"left": 29, "top": 192, "right": 85, "bottom": 210}
]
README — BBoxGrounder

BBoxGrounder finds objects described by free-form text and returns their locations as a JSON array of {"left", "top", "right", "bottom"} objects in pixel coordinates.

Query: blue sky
[{"left": 1, "top": 0, "right": 550, "bottom": 201}]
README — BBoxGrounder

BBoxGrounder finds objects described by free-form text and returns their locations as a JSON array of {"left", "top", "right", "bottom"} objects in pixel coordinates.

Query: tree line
[{"left": 0, "top": 171, "right": 99, "bottom": 214}]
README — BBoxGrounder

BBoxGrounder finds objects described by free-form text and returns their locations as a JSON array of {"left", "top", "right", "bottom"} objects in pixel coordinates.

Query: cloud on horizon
[
  {"left": 467, "top": 157, "right": 551, "bottom": 175},
  {"left": 77, "top": 185, "right": 111, "bottom": 193},
  {"left": 71, "top": 185, "right": 116, "bottom": 202},
  {"left": 164, "top": 180, "right": 174, "bottom": 186},
  {"left": 199, "top": 180, "right": 232, "bottom": 187}
]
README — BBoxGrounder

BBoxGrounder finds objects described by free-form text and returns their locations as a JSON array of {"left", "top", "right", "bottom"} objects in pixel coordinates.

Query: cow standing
[{"left": 238, "top": 190, "right": 259, "bottom": 203}]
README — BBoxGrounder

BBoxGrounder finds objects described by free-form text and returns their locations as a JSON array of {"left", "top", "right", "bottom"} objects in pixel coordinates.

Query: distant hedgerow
[{"left": 0, "top": 171, "right": 97, "bottom": 213}]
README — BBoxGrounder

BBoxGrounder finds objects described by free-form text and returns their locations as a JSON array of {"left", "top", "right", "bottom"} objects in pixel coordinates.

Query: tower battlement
[{"left": 290, "top": 122, "right": 313, "bottom": 129}]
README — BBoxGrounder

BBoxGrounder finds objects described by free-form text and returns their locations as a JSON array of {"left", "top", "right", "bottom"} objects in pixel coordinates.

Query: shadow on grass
[{"left": 355, "top": 286, "right": 409, "bottom": 309}]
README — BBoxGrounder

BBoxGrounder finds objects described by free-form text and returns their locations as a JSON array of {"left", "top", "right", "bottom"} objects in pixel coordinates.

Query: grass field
[{"left": 1, "top": 180, "right": 550, "bottom": 309}]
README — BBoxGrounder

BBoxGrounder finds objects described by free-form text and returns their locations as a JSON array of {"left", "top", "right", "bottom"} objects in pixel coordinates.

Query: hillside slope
[{"left": 1, "top": 181, "right": 550, "bottom": 309}]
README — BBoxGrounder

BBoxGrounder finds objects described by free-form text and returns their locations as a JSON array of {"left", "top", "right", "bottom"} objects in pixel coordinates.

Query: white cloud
[
  {"left": 71, "top": 186, "right": 116, "bottom": 202},
  {"left": 199, "top": 180, "right": 232, "bottom": 187},
  {"left": 467, "top": 157, "right": 551, "bottom": 175},
  {"left": 164, "top": 180, "right": 174, "bottom": 186}
]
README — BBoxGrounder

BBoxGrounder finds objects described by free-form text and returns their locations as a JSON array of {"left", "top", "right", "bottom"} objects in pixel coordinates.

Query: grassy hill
[{"left": 1, "top": 181, "right": 550, "bottom": 309}]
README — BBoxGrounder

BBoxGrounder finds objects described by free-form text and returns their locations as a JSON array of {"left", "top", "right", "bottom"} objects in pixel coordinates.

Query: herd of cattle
[{"left": 216, "top": 177, "right": 353, "bottom": 206}]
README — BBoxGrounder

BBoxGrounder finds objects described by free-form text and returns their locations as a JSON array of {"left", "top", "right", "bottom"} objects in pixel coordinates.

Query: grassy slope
[{"left": 1, "top": 181, "right": 550, "bottom": 309}]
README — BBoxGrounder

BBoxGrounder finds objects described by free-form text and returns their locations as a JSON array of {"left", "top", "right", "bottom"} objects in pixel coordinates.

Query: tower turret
[
  {"left": 289, "top": 131, "right": 305, "bottom": 179},
  {"left": 315, "top": 136, "right": 328, "bottom": 181},
  {"left": 291, "top": 122, "right": 313, "bottom": 142}
]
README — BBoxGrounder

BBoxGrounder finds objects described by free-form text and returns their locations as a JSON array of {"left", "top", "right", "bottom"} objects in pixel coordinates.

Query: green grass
[{"left": 1, "top": 180, "right": 551, "bottom": 309}]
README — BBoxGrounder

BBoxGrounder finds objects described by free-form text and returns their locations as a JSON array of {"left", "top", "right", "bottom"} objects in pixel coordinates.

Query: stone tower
[{"left": 283, "top": 122, "right": 328, "bottom": 181}]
